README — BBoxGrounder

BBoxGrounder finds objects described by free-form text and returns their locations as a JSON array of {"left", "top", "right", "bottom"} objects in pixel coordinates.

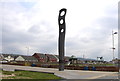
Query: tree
[{"left": 71, "top": 55, "right": 76, "bottom": 58}]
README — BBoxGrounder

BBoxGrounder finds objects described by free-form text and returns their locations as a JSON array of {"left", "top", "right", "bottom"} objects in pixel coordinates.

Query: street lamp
[{"left": 112, "top": 30, "right": 117, "bottom": 60}]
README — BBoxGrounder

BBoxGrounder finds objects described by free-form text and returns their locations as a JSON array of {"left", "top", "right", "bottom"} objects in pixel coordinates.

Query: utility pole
[
  {"left": 26, "top": 46, "right": 29, "bottom": 56},
  {"left": 83, "top": 54, "right": 85, "bottom": 59},
  {"left": 112, "top": 30, "right": 117, "bottom": 60}
]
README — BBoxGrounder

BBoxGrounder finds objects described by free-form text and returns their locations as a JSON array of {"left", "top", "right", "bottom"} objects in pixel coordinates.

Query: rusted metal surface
[{"left": 58, "top": 8, "right": 67, "bottom": 71}]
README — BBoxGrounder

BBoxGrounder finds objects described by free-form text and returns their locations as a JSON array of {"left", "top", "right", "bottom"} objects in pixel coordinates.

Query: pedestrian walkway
[{"left": 1, "top": 64, "right": 118, "bottom": 79}]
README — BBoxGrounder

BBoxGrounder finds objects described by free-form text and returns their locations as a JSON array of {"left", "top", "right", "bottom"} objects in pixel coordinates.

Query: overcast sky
[{"left": 0, "top": 0, "right": 119, "bottom": 61}]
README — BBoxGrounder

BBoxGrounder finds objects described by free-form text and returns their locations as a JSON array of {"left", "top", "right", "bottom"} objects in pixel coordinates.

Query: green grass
[
  {"left": 2, "top": 70, "right": 62, "bottom": 79},
  {"left": 2, "top": 71, "right": 14, "bottom": 75}
]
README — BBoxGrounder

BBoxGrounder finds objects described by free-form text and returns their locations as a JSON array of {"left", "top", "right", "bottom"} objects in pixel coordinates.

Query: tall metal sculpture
[{"left": 58, "top": 8, "right": 67, "bottom": 71}]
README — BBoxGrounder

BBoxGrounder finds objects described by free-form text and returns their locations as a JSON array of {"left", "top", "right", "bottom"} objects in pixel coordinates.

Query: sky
[{"left": 0, "top": 0, "right": 119, "bottom": 61}]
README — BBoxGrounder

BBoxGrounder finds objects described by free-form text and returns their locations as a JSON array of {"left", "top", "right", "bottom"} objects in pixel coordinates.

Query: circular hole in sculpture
[
  {"left": 60, "top": 11, "right": 65, "bottom": 16},
  {"left": 61, "top": 29, "right": 64, "bottom": 33},
  {"left": 60, "top": 19, "right": 64, "bottom": 24}
]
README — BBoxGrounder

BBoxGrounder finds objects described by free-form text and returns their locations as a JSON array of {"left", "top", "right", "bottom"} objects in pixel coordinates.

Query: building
[
  {"left": 1, "top": 54, "right": 38, "bottom": 63},
  {"left": 0, "top": 54, "right": 4, "bottom": 61},
  {"left": 112, "top": 58, "right": 120, "bottom": 64},
  {"left": 69, "top": 57, "right": 98, "bottom": 64},
  {"left": 54, "top": 55, "right": 70, "bottom": 62},
  {"left": 2, "top": 54, "right": 20, "bottom": 62},
  {"left": 15, "top": 56, "right": 38, "bottom": 62},
  {"left": 33, "top": 53, "right": 47, "bottom": 62},
  {"left": 45, "top": 54, "right": 58, "bottom": 62},
  {"left": 32, "top": 53, "right": 71, "bottom": 63}
]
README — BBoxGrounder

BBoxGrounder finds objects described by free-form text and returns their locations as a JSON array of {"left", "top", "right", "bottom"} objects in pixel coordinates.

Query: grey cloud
[
  {"left": 28, "top": 25, "right": 41, "bottom": 34},
  {"left": 96, "top": 17, "right": 117, "bottom": 29},
  {"left": 84, "top": 16, "right": 118, "bottom": 42},
  {"left": 1, "top": 1, "right": 118, "bottom": 61},
  {"left": 3, "top": 43, "right": 24, "bottom": 54},
  {"left": 3, "top": 27, "right": 35, "bottom": 44},
  {"left": 35, "top": 41, "right": 57, "bottom": 54},
  {"left": 28, "top": 21, "right": 53, "bottom": 34},
  {"left": 2, "top": 22, "right": 58, "bottom": 55},
  {"left": 104, "top": 5, "right": 118, "bottom": 16},
  {"left": 65, "top": 16, "right": 118, "bottom": 60}
]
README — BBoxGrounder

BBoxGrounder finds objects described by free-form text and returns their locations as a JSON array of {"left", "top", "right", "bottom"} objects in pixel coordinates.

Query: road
[{"left": 0, "top": 64, "right": 119, "bottom": 80}]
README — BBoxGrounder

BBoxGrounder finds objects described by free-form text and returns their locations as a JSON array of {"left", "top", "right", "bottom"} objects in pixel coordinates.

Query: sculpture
[{"left": 58, "top": 8, "right": 67, "bottom": 71}]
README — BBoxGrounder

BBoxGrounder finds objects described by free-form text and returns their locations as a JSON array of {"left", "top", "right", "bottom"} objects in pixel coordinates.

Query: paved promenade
[{"left": 0, "top": 64, "right": 119, "bottom": 79}]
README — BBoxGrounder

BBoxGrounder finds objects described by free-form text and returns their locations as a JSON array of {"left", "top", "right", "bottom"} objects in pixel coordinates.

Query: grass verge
[{"left": 2, "top": 70, "right": 62, "bottom": 79}]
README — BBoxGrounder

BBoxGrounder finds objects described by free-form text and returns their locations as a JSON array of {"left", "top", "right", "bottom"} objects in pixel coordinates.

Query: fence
[{"left": 2, "top": 62, "right": 119, "bottom": 72}]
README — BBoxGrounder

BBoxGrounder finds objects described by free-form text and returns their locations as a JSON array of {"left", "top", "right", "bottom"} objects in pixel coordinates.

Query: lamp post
[{"left": 112, "top": 30, "right": 117, "bottom": 60}]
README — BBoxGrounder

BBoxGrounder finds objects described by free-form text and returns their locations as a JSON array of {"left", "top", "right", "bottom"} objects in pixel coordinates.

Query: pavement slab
[{"left": 0, "top": 64, "right": 119, "bottom": 79}]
